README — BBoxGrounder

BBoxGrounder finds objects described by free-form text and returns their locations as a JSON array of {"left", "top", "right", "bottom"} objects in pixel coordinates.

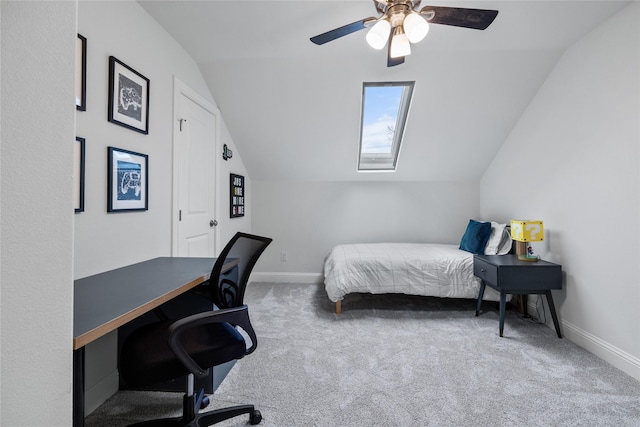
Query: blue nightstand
[{"left": 474, "top": 254, "right": 563, "bottom": 338}]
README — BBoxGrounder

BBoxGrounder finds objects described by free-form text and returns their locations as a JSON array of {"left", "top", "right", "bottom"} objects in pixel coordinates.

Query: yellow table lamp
[{"left": 510, "top": 220, "right": 544, "bottom": 261}]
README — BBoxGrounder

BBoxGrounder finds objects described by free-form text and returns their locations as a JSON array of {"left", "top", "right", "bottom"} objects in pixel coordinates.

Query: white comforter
[{"left": 324, "top": 243, "right": 502, "bottom": 303}]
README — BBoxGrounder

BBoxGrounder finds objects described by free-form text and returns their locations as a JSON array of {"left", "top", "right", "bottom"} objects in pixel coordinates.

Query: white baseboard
[
  {"left": 250, "top": 272, "right": 324, "bottom": 284},
  {"left": 528, "top": 299, "right": 640, "bottom": 381},
  {"left": 562, "top": 320, "right": 640, "bottom": 381},
  {"left": 85, "top": 370, "right": 119, "bottom": 416}
]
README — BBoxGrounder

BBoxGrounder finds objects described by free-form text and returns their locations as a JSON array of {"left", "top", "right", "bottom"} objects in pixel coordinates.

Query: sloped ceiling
[{"left": 139, "top": 0, "right": 629, "bottom": 181}]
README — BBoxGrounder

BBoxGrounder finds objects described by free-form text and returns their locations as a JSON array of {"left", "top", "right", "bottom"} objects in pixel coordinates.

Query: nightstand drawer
[{"left": 474, "top": 258, "right": 497, "bottom": 284}]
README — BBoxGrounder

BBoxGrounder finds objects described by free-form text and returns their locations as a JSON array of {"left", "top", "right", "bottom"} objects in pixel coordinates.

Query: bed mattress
[{"left": 324, "top": 243, "right": 502, "bottom": 303}]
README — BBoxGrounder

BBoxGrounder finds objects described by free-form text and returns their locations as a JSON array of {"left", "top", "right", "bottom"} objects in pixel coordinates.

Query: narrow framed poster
[
  {"left": 230, "top": 173, "right": 244, "bottom": 218},
  {"left": 108, "top": 147, "right": 148, "bottom": 212},
  {"left": 74, "top": 136, "right": 86, "bottom": 213},
  {"left": 76, "top": 34, "right": 87, "bottom": 111}
]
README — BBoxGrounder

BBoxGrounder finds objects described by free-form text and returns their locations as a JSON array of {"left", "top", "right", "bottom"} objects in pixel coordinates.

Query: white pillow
[
  {"left": 484, "top": 222, "right": 506, "bottom": 255},
  {"left": 496, "top": 227, "right": 512, "bottom": 255}
]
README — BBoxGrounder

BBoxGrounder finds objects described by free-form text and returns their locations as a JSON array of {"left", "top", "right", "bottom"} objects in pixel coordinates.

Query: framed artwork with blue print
[{"left": 107, "top": 147, "right": 148, "bottom": 212}]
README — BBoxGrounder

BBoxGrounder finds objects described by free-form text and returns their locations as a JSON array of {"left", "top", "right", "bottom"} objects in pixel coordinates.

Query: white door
[{"left": 175, "top": 89, "right": 217, "bottom": 257}]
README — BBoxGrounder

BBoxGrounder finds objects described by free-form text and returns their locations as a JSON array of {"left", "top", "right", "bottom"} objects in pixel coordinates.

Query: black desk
[
  {"left": 73, "top": 257, "right": 234, "bottom": 426},
  {"left": 473, "top": 254, "right": 563, "bottom": 338}
]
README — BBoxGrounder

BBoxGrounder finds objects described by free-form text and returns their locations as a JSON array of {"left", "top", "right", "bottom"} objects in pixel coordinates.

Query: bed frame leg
[{"left": 335, "top": 301, "right": 342, "bottom": 314}]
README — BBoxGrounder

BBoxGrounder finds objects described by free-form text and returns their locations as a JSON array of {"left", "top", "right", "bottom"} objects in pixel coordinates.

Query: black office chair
[{"left": 119, "top": 232, "right": 273, "bottom": 426}]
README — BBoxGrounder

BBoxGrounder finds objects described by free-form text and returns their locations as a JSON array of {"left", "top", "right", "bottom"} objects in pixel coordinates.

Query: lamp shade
[
  {"left": 366, "top": 20, "right": 391, "bottom": 50},
  {"left": 510, "top": 220, "right": 544, "bottom": 242},
  {"left": 390, "top": 28, "right": 411, "bottom": 58},
  {"left": 403, "top": 13, "right": 429, "bottom": 43}
]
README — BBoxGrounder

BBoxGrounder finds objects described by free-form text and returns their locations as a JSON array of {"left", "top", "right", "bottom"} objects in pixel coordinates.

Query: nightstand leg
[
  {"left": 499, "top": 292, "right": 506, "bottom": 337},
  {"left": 545, "top": 290, "right": 562, "bottom": 338},
  {"left": 475, "top": 281, "right": 486, "bottom": 316}
]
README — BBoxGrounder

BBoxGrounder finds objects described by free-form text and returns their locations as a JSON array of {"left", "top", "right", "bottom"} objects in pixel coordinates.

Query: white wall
[
  {"left": 75, "top": 1, "right": 251, "bottom": 278},
  {"left": 75, "top": 0, "right": 213, "bottom": 278},
  {"left": 215, "top": 120, "right": 253, "bottom": 246},
  {"left": 252, "top": 180, "right": 481, "bottom": 277},
  {"left": 481, "top": 2, "right": 639, "bottom": 380},
  {"left": 75, "top": 0, "right": 252, "bottom": 413},
  {"left": 1, "top": 1, "right": 76, "bottom": 425}
]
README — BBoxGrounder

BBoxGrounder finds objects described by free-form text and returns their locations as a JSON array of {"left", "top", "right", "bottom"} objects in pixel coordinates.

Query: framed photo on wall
[
  {"left": 108, "top": 56, "right": 149, "bottom": 134},
  {"left": 107, "top": 147, "right": 148, "bottom": 212},
  {"left": 74, "top": 137, "right": 85, "bottom": 213},
  {"left": 230, "top": 173, "right": 244, "bottom": 218},
  {"left": 76, "top": 34, "right": 87, "bottom": 111}
]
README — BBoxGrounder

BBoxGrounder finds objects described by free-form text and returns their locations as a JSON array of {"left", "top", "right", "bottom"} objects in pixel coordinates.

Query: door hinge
[{"left": 179, "top": 210, "right": 182, "bottom": 221}]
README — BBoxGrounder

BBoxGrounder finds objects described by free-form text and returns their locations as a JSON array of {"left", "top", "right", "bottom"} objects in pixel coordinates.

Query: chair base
[{"left": 128, "top": 404, "right": 262, "bottom": 427}]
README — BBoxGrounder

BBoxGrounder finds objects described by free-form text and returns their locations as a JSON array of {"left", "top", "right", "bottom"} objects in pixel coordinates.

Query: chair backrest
[{"left": 210, "top": 232, "right": 272, "bottom": 309}]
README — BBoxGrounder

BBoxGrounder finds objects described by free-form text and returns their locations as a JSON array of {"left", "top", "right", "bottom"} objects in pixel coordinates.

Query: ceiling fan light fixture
[
  {"left": 310, "top": 3, "right": 499, "bottom": 67},
  {"left": 366, "top": 19, "right": 391, "bottom": 50},
  {"left": 403, "top": 12, "right": 429, "bottom": 43},
  {"left": 390, "top": 27, "right": 411, "bottom": 58}
]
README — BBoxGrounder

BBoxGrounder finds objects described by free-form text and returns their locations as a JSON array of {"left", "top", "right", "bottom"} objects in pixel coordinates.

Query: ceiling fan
[{"left": 310, "top": 0, "right": 499, "bottom": 67}]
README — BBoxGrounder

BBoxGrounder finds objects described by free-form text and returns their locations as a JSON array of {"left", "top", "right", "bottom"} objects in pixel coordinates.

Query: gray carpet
[{"left": 86, "top": 282, "right": 640, "bottom": 426}]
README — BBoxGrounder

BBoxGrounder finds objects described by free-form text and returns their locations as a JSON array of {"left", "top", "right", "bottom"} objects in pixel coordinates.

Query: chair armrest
[{"left": 167, "top": 305, "right": 258, "bottom": 377}]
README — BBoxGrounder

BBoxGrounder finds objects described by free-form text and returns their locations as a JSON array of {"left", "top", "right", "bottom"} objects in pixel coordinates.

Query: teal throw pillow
[{"left": 459, "top": 220, "right": 492, "bottom": 254}]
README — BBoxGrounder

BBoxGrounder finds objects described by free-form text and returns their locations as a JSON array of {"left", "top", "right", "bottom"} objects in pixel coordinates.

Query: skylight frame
[{"left": 358, "top": 81, "right": 415, "bottom": 172}]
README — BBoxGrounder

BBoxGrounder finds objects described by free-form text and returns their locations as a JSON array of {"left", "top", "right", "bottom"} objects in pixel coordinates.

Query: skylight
[{"left": 358, "top": 81, "right": 415, "bottom": 171}]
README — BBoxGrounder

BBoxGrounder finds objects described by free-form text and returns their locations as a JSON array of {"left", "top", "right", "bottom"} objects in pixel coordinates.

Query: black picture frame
[
  {"left": 76, "top": 34, "right": 87, "bottom": 111},
  {"left": 108, "top": 56, "right": 149, "bottom": 134},
  {"left": 74, "top": 137, "right": 86, "bottom": 213},
  {"left": 107, "top": 147, "right": 148, "bottom": 212},
  {"left": 230, "top": 173, "right": 245, "bottom": 218}
]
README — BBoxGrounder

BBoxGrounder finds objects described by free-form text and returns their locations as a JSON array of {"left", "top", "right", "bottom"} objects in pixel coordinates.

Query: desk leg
[
  {"left": 475, "top": 281, "right": 486, "bottom": 316},
  {"left": 499, "top": 292, "right": 506, "bottom": 337},
  {"left": 73, "top": 348, "right": 85, "bottom": 427},
  {"left": 545, "top": 290, "right": 563, "bottom": 338}
]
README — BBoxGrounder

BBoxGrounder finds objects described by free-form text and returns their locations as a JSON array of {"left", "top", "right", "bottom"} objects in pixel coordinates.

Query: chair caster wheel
[
  {"left": 199, "top": 396, "right": 210, "bottom": 409},
  {"left": 249, "top": 409, "right": 262, "bottom": 425}
]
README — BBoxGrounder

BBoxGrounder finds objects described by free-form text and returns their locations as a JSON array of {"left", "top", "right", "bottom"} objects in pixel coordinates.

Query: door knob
[{"left": 210, "top": 220, "right": 218, "bottom": 227}]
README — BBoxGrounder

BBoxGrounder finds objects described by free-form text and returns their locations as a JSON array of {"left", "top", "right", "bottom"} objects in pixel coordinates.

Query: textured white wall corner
[{"left": 1, "top": 1, "right": 76, "bottom": 425}]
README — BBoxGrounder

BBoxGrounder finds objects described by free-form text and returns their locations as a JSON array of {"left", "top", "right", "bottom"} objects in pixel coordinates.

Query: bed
[{"left": 324, "top": 220, "right": 512, "bottom": 313}]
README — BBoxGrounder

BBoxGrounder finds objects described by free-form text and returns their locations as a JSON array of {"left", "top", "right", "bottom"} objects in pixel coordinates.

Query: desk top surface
[{"left": 74, "top": 257, "right": 232, "bottom": 350}]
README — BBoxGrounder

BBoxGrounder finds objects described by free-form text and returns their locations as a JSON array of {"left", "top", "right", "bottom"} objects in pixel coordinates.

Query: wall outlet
[{"left": 280, "top": 251, "right": 287, "bottom": 262}]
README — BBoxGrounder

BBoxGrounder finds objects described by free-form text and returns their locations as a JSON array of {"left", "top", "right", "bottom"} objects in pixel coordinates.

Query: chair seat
[{"left": 120, "top": 320, "right": 246, "bottom": 388}]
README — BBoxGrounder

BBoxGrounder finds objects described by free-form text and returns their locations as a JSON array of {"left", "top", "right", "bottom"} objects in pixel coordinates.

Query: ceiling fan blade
[
  {"left": 420, "top": 6, "right": 498, "bottom": 30},
  {"left": 310, "top": 18, "right": 375, "bottom": 45}
]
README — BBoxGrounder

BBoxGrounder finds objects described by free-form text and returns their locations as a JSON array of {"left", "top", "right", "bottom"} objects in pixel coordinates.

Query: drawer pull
[{"left": 481, "top": 268, "right": 486, "bottom": 272}]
